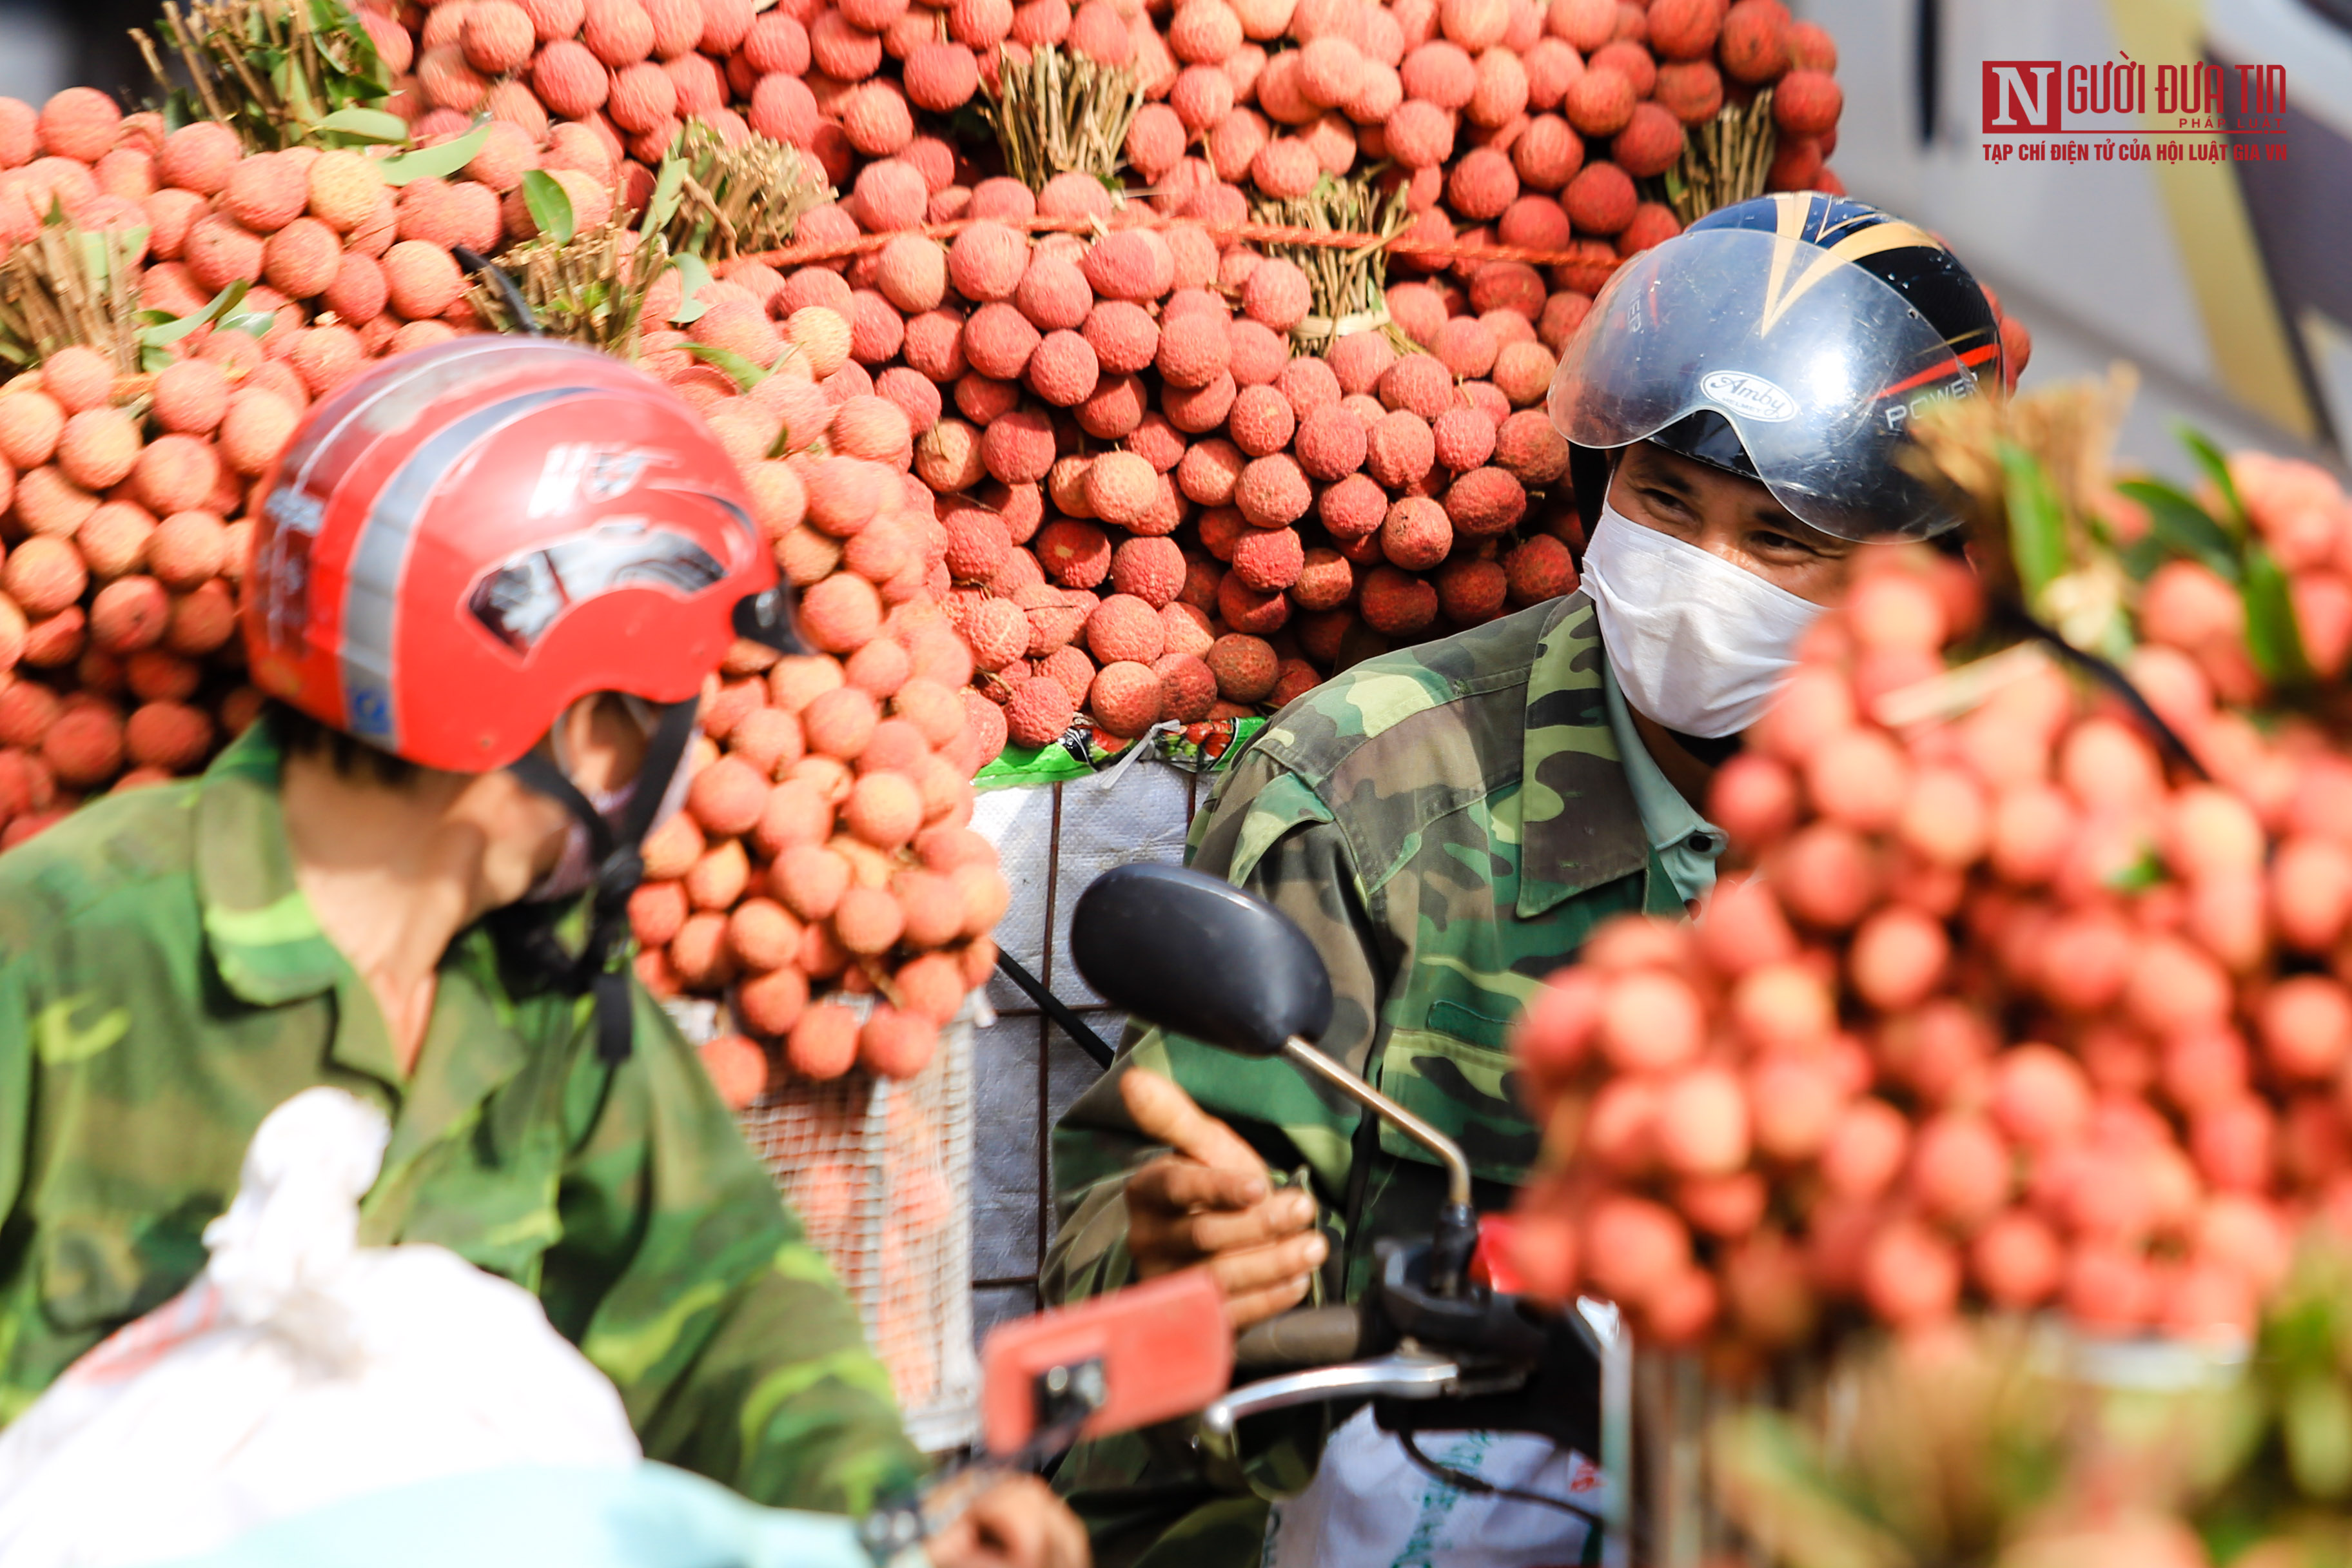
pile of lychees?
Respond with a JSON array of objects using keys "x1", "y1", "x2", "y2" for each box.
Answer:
[
  {"x1": 354, "y1": 0, "x2": 1925, "y2": 749},
  {"x1": 704, "y1": 0, "x2": 1874, "y2": 743},
  {"x1": 0, "y1": 0, "x2": 2013, "y2": 1097},
  {"x1": 742, "y1": 0, "x2": 1852, "y2": 262},
  {"x1": 2139, "y1": 451, "x2": 2352, "y2": 698},
  {"x1": 894, "y1": 206, "x2": 1591, "y2": 746},
  {"x1": 1509, "y1": 538, "x2": 2352, "y2": 1367},
  {"x1": 634, "y1": 440, "x2": 1015, "y2": 1100},
  {"x1": 475, "y1": 0, "x2": 1863, "y2": 267}
]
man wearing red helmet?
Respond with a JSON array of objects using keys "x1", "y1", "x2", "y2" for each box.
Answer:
[{"x1": 0, "y1": 339, "x2": 1083, "y2": 1567}]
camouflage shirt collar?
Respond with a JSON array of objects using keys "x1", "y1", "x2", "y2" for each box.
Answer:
[
  {"x1": 193, "y1": 720, "x2": 353, "y2": 1009},
  {"x1": 1516, "y1": 592, "x2": 1652, "y2": 918},
  {"x1": 1602, "y1": 659, "x2": 1727, "y2": 906}
]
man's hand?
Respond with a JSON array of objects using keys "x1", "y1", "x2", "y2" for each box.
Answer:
[
  {"x1": 1120, "y1": 1069, "x2": 1326, "y2": 1327},
  {"x1": 925, "y1": 1475, "x2": 1089, "y2": 1568}
]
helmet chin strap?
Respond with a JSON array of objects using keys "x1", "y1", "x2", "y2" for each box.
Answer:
[
  {"x1": 1569, "y1": 443, "x2": 1611, "y2": 540},
  {"x1": 500, "y1": 698, "x2": 701, "y2": 1066}
]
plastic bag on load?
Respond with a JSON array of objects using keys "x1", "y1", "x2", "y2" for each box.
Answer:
[
  {"x1": 0, "y1": 1088, "x2": 641, "y2": 1568},
  {"x1": 153, "y1": 1462, "x2": 870, "y2": 1568},
  {"x1": 1262, "y1": 1406, "x2": 1600, "y2": 1568}
]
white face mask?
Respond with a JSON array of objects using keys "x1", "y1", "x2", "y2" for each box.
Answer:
[{"x1": 1579, "y1": 502, "x2": 1828, "y2": 740}]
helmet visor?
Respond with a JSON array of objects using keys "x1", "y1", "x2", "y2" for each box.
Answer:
[{"x1": 1546, "y1": 228, "x2": 1987, "y2": 541}]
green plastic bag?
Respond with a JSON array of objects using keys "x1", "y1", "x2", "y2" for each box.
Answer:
[{"x1": 975, "y1": 716, "x2": 1266, "y2": 790}]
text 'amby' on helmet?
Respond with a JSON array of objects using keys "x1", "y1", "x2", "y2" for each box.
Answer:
[
  {"x1": 243, "y1": 336, "x2": 801, "y2": 773},
  {"x1": 1546, "y1": 193, "x2": 2004, "y2": 543}
]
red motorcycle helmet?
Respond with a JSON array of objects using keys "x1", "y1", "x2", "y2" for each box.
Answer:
[{"x1": 244, "y1": 336, "x2": 799, "y2": 772}]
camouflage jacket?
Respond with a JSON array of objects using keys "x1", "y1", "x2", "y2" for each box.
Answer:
[
  {"x1": 0, "y1": 719, "x2": 921, "y2": 1514},
  {"x1": 1042, "y1": 593, "x2": 1682, "y2": 1567}
]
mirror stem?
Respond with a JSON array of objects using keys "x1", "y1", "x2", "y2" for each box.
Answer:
[
  {"x1": 1280, "y1": 1039, "x2": 1480, "y2": 1297},
  {"x1": 1280, "y1": 1038, "x2": 1473, "y2": 1210}
]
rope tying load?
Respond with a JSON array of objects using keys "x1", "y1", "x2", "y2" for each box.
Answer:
[{"x1": 727, "y1": 210, "x2": 1629, "y2": 290}]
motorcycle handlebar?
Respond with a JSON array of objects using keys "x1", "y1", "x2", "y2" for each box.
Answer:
[
  {"x1": 1219, "y1": 1280, "x2": 1609, "y2": 1462},
  {"x1": 1232, "y1": 1304, "x2": 1370, "y2": 1371}
]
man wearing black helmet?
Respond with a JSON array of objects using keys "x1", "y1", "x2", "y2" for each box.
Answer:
[{"x1": 1041, "y1": 195, "x2": 2008, "y2": 1568}]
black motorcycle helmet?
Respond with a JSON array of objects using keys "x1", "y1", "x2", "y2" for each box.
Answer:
[{"x1": 1552, "y1": 193, "x2": 2004, "y2": 543}]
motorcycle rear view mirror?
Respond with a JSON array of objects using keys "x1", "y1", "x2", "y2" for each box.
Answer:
[
  {"x1": 1068, "y1": 863, "x2": 1333, "y2": 1059},
  {"x1": 1071, "y1": 864, "x2": 1480, "y2": 1290}
]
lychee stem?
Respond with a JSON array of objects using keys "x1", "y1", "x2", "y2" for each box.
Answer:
[
  {"x1": 981, "y1": 43, "x2": 1144, "y2": 195},
  {"x1": 1661, "y1": 84, "x2": 1778, "y2": 226},
  {"x1": 1250, "y1": 168, "x2": 1410, "y2": 357}
]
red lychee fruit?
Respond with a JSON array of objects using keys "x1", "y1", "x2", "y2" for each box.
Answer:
[{"x1": 1719, "y1": 0, "x2": 1790, "y2": 84}]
